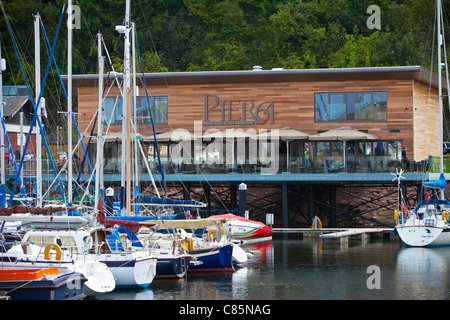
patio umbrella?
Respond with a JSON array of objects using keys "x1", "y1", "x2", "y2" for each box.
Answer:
[
  {"x1": 145, "y1": 129, "x2": 197, "y2": 142},
  {"x1": 202, "y1": 129, "x2": 257, "y2": 139},
  {"x1": 257, "y1": 127, "x2": 309, "y2": 140},
  {"x1": 309, "y1": 127, "x2": 380, "y2": 172},
  {"x1": 308, "y1": 127, "x2": 379, "y2": 141}
]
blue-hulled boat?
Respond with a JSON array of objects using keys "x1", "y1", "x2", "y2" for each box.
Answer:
[
  {"x1": 0, "y1": 268, "x2": 87, "y2": 300},
  {"x1": 149, "y1": 218, "x2": 235, "y2": 273},
  {"x1": 187, "y1": 243, "x2": 234, "y2": 273}
]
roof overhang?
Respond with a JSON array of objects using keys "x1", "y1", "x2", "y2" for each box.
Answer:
[{"x1": 63, "y1": 66, "x2": 445, "y2": 89}]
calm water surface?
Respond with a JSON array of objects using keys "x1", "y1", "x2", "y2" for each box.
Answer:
[{"x1": 93, "y1": 236, "x2": 450, "y2": 300}]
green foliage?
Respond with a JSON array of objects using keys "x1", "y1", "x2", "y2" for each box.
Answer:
[{"x1": 0, "y1": 0, "x2": 445, "y2": 129}]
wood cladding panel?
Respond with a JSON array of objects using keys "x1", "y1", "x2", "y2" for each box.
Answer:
[{"x1": 76, "y1": 77, "x2": 434, "y2": 160}]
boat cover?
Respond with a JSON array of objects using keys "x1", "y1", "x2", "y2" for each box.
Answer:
[
  {"x1": 424, "y1": 173, "x2": 448, "y2": 189},
  {"x1": 135, "y1": 195, "x2": 207, "y2": 208}
]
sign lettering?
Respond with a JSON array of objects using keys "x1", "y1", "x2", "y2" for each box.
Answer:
[{"x1": 203, "y1": 94, "x2": 275, "y2": 125}]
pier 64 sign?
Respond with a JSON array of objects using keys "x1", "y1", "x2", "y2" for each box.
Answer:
[{"x1": 203, "y1": 94, "x2": 276, "y2": 125}]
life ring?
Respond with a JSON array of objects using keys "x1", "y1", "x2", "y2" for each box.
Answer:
[
  {"x1": 443, "y1": 211, "x2": 449, "y2": 221},
  {"x1": 310, "y1": 217, "x2": 322, "y2": 230},
  {"x1": 44, "y1": 243, "x2": 62, "y2": 261},
  {"x1": 186, "y1": 212, "x2": 193, "y2": 219},
  {"x1": 207, "y1": 229, "x2": 219, "y2": 242}
]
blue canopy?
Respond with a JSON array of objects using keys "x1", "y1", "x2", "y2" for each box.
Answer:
[
  {"x1": 424, "y1": 173, "x2": 448, "y2": 189},
  {"x1": 415, "y1": 199, "x2": 450, "y2": 212}
]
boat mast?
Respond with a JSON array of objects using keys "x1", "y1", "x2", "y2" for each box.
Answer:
[
  {"x1": 117, "y1": 0, "x2": 132, "y2": 215},
  {"x1": 67, "y1": 0, "x2": 73, "y2": 204},
  {"x1": 0, "y1": 15, "x2": 4, "y2": 191},
  {"x1": 34, "y1": 13, "x2": 42, "y2": 207},
  {"x1": 438, "y1": 0, "x2": 444, "y2": 199},
  {"x1": 95, "y1": 32, "x2": 104, "y2": 219},
  {"x1": 132, "y1": 21, "x2": 139, "y2": 191}
]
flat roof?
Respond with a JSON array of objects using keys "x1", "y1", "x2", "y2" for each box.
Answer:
[{"x1": 63, "y1": 66, "x2": 445, "y2": 89}]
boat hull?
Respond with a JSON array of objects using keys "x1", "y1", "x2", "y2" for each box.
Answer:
[
  {"x1": 209, "y1": 214, "x2": 272, "y2": 244},
  {"x1": 0, "y1": 270, "x2": 87, "y2": 300},
  {"x1": 155, "y1": 255, "x2": 191, "y2": 279},
  {"x1": 0, "y1": 251, "x2": 115, "y2": 296},
  {"x1": 100, "y1": 255, "x2": 157, "y2": 288},
  {"x1": 396, "y1": 226, "x2": 450, "y2": 247},
  {"x1": 188, "y1": 243, "x2": 234, "y2": 273}
]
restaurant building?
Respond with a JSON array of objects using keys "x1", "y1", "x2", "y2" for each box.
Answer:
[
  {"x1": 70, "y1": 66, "x2": 444, "y2": 227},
  {"x1": 73, "y1": 65, "x2": 441, "y2": 172}
]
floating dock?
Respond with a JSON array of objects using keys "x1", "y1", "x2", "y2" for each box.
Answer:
[{"x1": 273, "y1": 227, "x2": 394, "y2": 242}]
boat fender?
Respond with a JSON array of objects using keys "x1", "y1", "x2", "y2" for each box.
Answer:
[
  {"x1": 394, "y1": 210, "x2": 398, "y2": 221},
  {"x1": 207, "y1": 229, "x2": 219, "y2": 242},
  {"x1": 83, "y1": 236, "x2": 93, "y2": 252},
  {"x1": 44, "y1": 243, "x2": 62, "y2": 261},
  {"x1": 187, "y1": 237, "x2": 194, "y2": 251},
  {"x1": 443, "y1": 211, "x2": 449, "y2": 221}
]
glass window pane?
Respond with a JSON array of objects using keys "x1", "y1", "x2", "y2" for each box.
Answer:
[
  {"x1": 136, "y1": 96, "x2": 168, "y2": 125},
  {"x1": 115, "y1": 97, "x2": 123, "y2": 124},
  {"x1": 329, "y1": 93, "x2": 346, "y2": 120},
  {"x1": 315, "y1": 93, "x2": 329, "y2": 122},
  {"x1": 137, "y1": 96, "x2": 152, "y2": 125},
  {"x1": 346, "y1": 92, "x2": 355, "y2": 121},
  {"x1": 314, "y1": 91, "x2": 386, "y2": 122},
  {"x1": 373, "y1": 92, "x2": 387, "y2": 120},
  {"x1": 154, "y1": 97, "x2": 168, "y2": 124},
  {"x1": 356, "y1": 93, "x2": 373, "y2": 120},
  {"x1": 103, "y1": 97, "x2": 115, "y2": 125}
]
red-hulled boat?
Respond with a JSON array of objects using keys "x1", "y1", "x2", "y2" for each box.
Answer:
[{"x1": 209, "y1": 214, "x2": 272, "y2": 244}]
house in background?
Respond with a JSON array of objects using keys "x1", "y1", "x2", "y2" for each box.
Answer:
[{"x1": 1, "y1": 86, "x2": 37, "y2": 162}]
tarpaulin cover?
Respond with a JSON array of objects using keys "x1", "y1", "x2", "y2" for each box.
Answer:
[
  {"x1": 96, "y1": 197, "x2": 155, "y2": 233},
  {"x1": 424, "y1": 173, "x2": 448, "y2": 189}
]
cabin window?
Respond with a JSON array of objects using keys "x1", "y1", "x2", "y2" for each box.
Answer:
[
  {"x1": 315, "y1": 91, "x2": 387, "y2": 122},
  {"x1": 27, "y1": 235, "x2": 76, "y2": 249}
]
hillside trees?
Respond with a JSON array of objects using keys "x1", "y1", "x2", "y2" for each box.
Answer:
[{"x1": 0, "y1": 0, "x2": 446, "y2": 131}]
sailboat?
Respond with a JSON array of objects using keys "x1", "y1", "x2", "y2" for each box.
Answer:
[
  {"x1": 0, "y1": 267, "x2": 87, "y2": 300},
  {"x1": 394, "y1": 172, "x2": 450, "y2": 247},
  {"x1": 0, "y1": 6, "x2": 118, "y2": 298},
  {"x1": 208, "y1": 213, "x2": 272, "y2": 244},
  {"x1": 394, "y1": 0, "x2": 450, "y2": 247}
]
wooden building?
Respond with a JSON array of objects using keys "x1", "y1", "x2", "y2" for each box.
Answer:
[
  {"x1": 73, "y1": 66, "x2": 442, "y2": 163},
  {"x1": 65, "y1": 66, "x2": 446, "y2": 228}
]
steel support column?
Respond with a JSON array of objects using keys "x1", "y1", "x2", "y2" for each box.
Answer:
[{"x1": 282, "y1": 182, "x2": 289, "y2": 228}]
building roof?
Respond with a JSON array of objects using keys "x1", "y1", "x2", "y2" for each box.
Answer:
[
  {"x1": 63, "y1": 66, "x2": 445, "y2": 89},
  {"x1": 3, "y1": 96, "x2": 29, "y2": 119}
]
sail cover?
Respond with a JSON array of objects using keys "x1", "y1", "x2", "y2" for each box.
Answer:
[
  {"x1": 424, "y1": 173, "x2": 448, "y2": 189},
  {"x1": 0, "y1": 185, "x2": 5, "y2": 208},
  {"x1": 135, "y1": 195, "x2": 207, "y2": 208}
]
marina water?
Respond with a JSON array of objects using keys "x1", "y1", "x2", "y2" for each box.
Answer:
[{"x1": 92, "y1": 236, "x2": 450, "y2": 300}]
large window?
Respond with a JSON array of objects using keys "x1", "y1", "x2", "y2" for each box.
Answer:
[
  {"x1": 103, "y1": 96, "x2": 168, "y2": 125},
  {"x1": 315, "y1": 91, "x2": 387, "y2": 122}
]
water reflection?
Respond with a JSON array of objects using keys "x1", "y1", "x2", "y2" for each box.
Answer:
[
  {"x1": 92, "y1": 238, "x2": 450, "y2": 300},
  {"x1": 395, "y1": 247, "x2": 450, "y2": 300}
]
